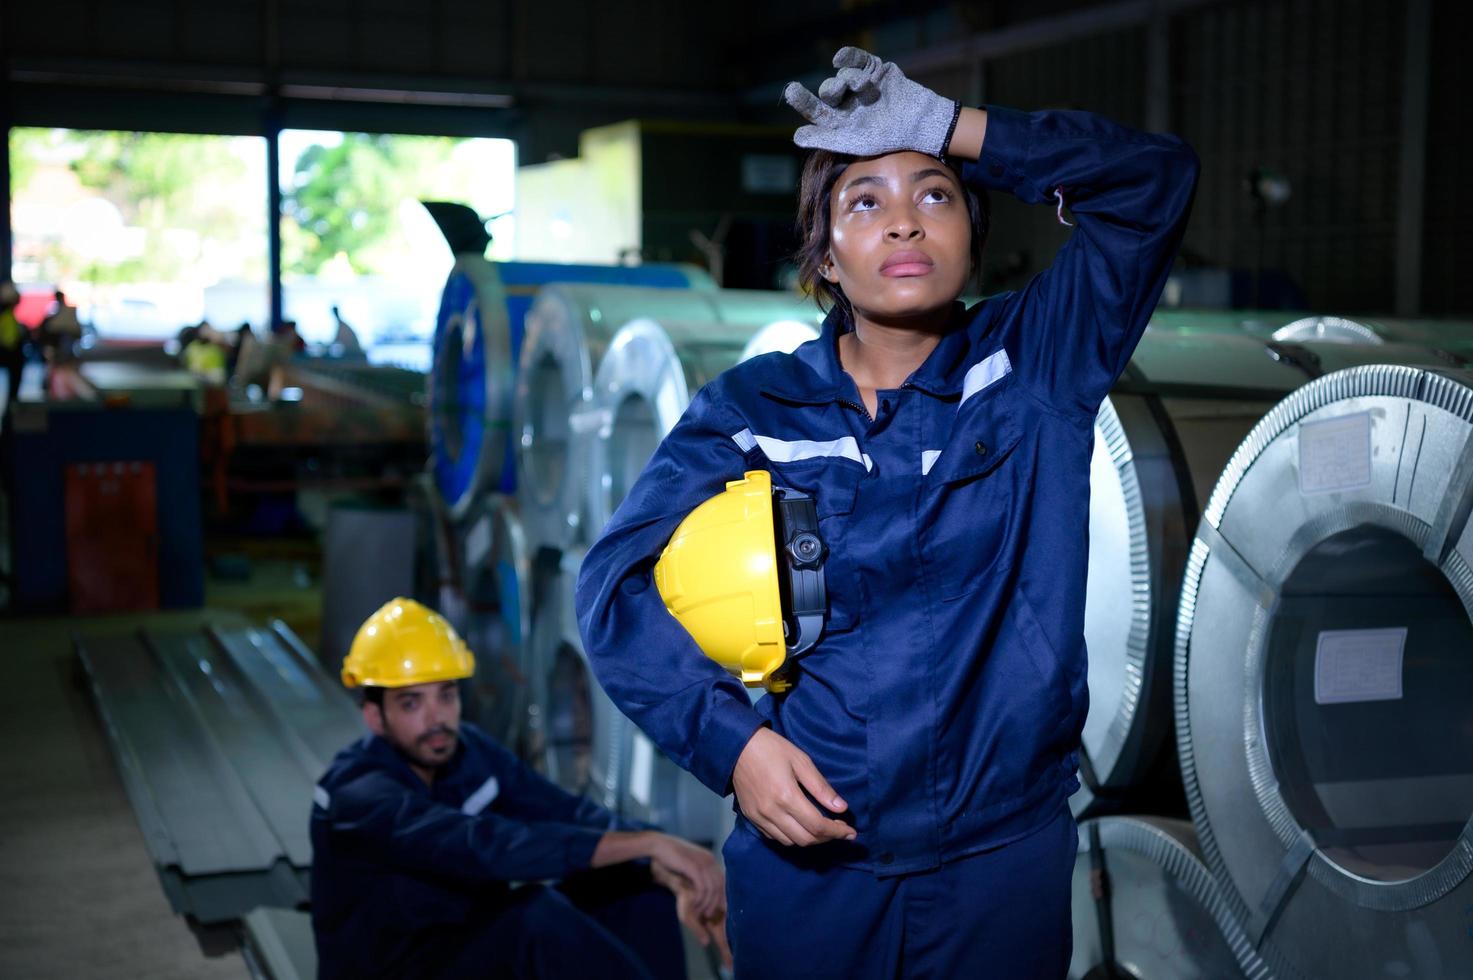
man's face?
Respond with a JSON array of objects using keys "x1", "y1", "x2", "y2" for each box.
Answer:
[{"x1": 364, "y1": 680, "x2": 462, "y2": 772}]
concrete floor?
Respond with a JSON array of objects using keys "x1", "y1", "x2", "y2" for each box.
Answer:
[{"x1": 0, "y1": 610, "x2": 253, "y2": 979}]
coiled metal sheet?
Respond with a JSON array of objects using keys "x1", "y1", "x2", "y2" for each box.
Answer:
[
  {"x1": 1174, "y1": 365, "x2": 1473, "y2": 978},
  {"x1": 1077, "y1": 331, "x2": 1454, "y2": 815},
  {"x1": 584, "y1": 317, "x2": 817, "y2": 539},
  {"x1": 449, "y1": 493, "x2": 534, "y2": 751},
  {"x1": 514, "y1": 285, "x2": 818, "y2": 555},
  {"x1": 1070, "y1": 817, "x2": 1277, "y2": 980},
  {"x1": 429, "y1": 259, "x2": 711, "y2": 519},
  {"x1": 528, "y1": 548, "x2": 629, "y2": 808}
]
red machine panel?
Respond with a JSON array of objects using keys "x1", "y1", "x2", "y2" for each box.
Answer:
[{"x1": 65, "y1": 461, "x2": 160, "y2": 613}]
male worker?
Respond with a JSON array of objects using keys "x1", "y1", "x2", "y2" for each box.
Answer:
[{"x1": 310, "y1": 597, "x2": 730, "y2": 980}]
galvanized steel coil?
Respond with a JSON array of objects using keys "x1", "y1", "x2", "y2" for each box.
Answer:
[
  {"x1": 1078, "y1": 330, "x2": 1457, "y2": 815},
  {"x1": 1070, "y1": 817, "x2": 1277, "y2": 980},
  {"x1": 1173, "y1": 365, "x2": 1473, "y2": 978},
  {"x1": 584, "y1": 316, "x2": 819, "y2": 539},
  {"x1": 428, "y1": 258, "x2": 712, "y2": 520},
  {"x1": 454, "y1": 493, "x2": 534, "y2": 751},
  {"x1": 528, "y1": 548, "x2": 629, "y2": 808},
  {"x1": 429, "y1": 257, "x2": 514, "y2": 522},
  {"x1": 514, "y1": 285, "x2": 819, "y2": 555}
]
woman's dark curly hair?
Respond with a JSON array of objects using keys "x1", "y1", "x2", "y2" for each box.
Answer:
[{"x1": 795, "y1": 150, "x2": 990, "y2": 321}]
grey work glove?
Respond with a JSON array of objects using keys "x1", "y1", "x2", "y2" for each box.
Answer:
[{"x1": 784, "y1": 47, "x2": 960, "y2": 158}]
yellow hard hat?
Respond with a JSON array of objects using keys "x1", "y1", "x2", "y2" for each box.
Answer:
[
  {"x1": 654, "y1": 470, "x2": 828, "y2": 693},
  {"x1": 341, "y1": 597, "x2": 476, "y2": 689}
]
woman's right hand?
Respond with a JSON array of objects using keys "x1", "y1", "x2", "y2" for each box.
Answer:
[
  {"x1": 784, "y1": 47, "x2": 957, "y2": 159},
  {"x1": 732, "y1": 728, "x2": 857, "y2": 846}
]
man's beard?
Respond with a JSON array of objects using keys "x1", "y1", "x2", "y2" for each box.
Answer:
[{"x1": 394, "y1": 724, "x2": 459, "y2": 769}]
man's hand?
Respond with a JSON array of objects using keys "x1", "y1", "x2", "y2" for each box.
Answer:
[
  {"x1": 732, "y1": 728, "x2": 856, "y2": 847},
  {"x1": 651, "y1": 857, "x2": 733, "y2": 970},
  {"x1": 647, "y1": 833, "x2": 724, "y2": 919}
]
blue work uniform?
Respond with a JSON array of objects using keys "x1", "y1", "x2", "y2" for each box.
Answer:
[
  {"x1": 576, "y1": 105, "x2": 1199, "y2": 977},
  {"x1": 310, "y1": 722, "x2": 684, "y2": 980}
]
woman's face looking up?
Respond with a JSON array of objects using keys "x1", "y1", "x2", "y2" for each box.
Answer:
[{"x1": 823, "y1": 150, "x2": 973, "y2": 323}]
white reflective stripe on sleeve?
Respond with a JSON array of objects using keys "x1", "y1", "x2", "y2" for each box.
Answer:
[
  {"x1": 733, "y1": 429, "x2": 872, "y2": 471},
  {"x1": 460, "y1": 776, "x2": 501, "y2": 816},
  {"x1": 921, "y1": 450, "x2": 943, "y2": 475},
  {"x1": 313, "y1": 786, "x2": 331, "y2": 810},
  {"x1": 960, "y1": 349, "x2": 1013, "y2": 406}
]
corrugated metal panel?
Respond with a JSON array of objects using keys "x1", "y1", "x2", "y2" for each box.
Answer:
[{"x1": 77, "y1": 622, "x2": 362, "y2": 924}]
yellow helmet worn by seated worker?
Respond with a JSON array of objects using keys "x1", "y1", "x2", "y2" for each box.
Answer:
[
  {"x1": 341, "y1": 597, "x2": 475, "y2": 689},
  {"x1": 654, "y1": 470, "x2": 828, "y2": 693}
]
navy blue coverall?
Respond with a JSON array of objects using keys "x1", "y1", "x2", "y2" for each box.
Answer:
[
  {"x1": 576, "y1": 105, "x2": 1199, "y2": 978},
  {"x1": 310, "y1": 723, "x2": 684, "y2": 980}
]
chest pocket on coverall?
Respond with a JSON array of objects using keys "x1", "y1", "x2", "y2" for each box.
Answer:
[
  {"x1": 922, "y1": 374, "x2": 1025, "y2": 602},
  {"x1": 763, "y1": 459, "x2": 863, "y2": 637}
]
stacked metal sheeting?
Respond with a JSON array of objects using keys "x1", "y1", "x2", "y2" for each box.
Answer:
[
  {"x1": 515, "y1": 284, "x2": 821, "y2": 556},
  {"x1": 1076, "y1": 331, "x2": 1463, "y2": 817},
  {"x1": 77, "y1": 621, "x2": 362, "y2": 924},
  {"x1": 1070, "y1": 817, "x2": 1276, "y2": 980},
  {"x1": 241, "y1": 907, "x2": 317, "y2": 980},
  {"x1": 1174, "y1": 365, "x2": 1473, "y2": 978}
]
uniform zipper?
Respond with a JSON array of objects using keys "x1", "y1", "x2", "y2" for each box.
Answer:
[{"x1": 839, "y1": 380, "x2": 914, "y2": 423}]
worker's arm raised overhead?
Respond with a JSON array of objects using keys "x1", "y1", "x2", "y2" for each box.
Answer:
[
  {"x1": 575, "y1": 385, "x2": 765, "y2": 797},
  {"x1": 958, "y1": 104, "x2": 1200, "y2": 418}
]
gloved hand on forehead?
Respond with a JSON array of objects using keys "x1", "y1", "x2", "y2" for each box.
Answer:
[{"x1": 784, "y1": 47, "x2": 960, "y2": 159}]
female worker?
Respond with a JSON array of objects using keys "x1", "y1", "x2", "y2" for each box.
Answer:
[{"x1": 577, "y1": 47, "x2": 1199, "y2": 977}]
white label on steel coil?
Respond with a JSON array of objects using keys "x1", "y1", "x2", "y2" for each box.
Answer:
[
  {"x1": 629, "y1": 732, "x2": 654, "y2": 807},
  {"x1": 1298, "y1": 411, "x2": 1372, "y2": 494},
  {"x1": 1314, "y1": 628, "x2": 1406, "y2": 704},
  {"x1": 464, "y1": 515, "x2": 493, "y2": 567},
  {"x1": 569, "y1": 407, "x2": 613, "y2": 435}
]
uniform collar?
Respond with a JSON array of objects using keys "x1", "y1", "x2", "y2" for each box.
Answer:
[{"x1": 771, "y1": 301, "x2": 976, "y2": 403}]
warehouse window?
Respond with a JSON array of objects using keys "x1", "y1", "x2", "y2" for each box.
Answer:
[
  {"x1": 278, "y1": 130, "x2": 515, "y2": 366},
  {"x1": 9, "y1": 128, "x2": 269, "y2": 339}
]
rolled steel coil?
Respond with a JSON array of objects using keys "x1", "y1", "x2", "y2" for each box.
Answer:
[
  {"x1": 582, "y1": 315, "x2": 816, "y2": 843},
  {"x1": 1070, "y1": 816, "x2": 1277, "y2": 980},
  {"x1": 454, "y1": 493, "x2": 534, "y2": 752},
  {"x1": 1077, "y1": 331, "x2": 1457, "y2": 815},
  {"x1": 528, "y1": 547, "x2": 629, "y2": 808},
  {"x1": 428, "y1": 258, "x2": 710, "y2": 520},
  {"x1": 1174, "y1": 364, "x2": 1473, "y2": 978},
  {"x1": 584, "y1": 317, "x2": 818, "y2": 539},
  {"x1": 514, "y1": 285, "x2": 819, "y2": 555}
]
